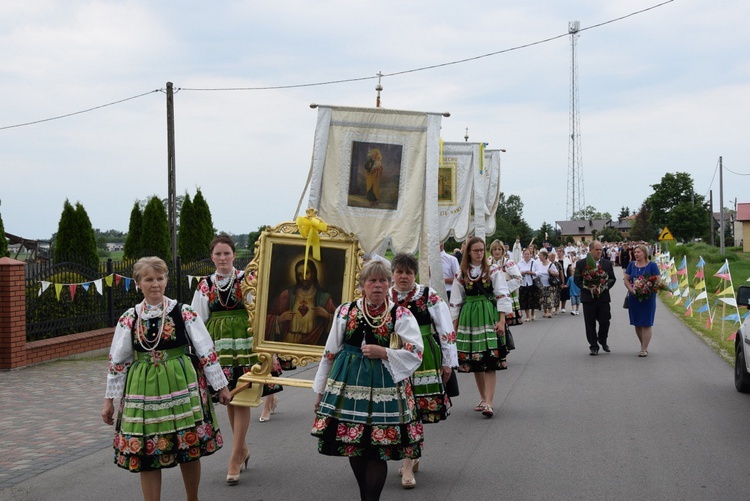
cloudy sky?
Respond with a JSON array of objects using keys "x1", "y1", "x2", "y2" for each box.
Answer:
[{"x1": 1, "y1": 0, "x2": 748, "y2": 241}]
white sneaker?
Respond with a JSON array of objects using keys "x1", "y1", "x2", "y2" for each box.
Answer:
[
  {"x1": 570, "y1": 311, "x2": 575, "y2": 316},
  {"x1": 561, "y1": 309, "x2": 566, "y2": 313}
]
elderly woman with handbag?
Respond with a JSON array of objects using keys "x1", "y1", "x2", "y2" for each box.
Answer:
[
  {"x1": 517, "y1": 248, "x2": 539, "y2": 322},
  {"x1": 312, "y1": 260, "x2": 424, "y2": 501}
]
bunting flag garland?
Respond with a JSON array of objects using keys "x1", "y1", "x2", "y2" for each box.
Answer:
[
  {"x1": 36, "y1": 273, "x2": 137, "y2": 302},
  {"x1": 711, "y1": 259, "x2": 742, "y2": 338}
]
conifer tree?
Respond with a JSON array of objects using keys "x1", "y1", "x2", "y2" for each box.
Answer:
[
  {"x1": 124, "y1": 201, "x2": 143, "y2": 259},
  {"x1": 178, "y1": 193, "x2": 203, "y2": 261},
  {"x1": 0, "y1": 208, "x2": 8, "y2": 257},
  {"x1": 74, "y1": 202, "x2": 100, "y2": 270},
  {"x1": 140, "y1": 195, "x2": 172, "y2": 262},
  {"x1": 192, "y1": 188, "x2": 215, "y2": 254},
  {"x1": 54, "y1": 200, "x2": 78, "y2": 263}
]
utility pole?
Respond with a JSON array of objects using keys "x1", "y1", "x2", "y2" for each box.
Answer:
[
  {"x1": 719, "y1": 156, "x2": 724, "y2": 254},
  {"x1": 709, "y1": 190, "x2": 714, "y2": 247},
  {"x1": 166, "y1": 82, "x2": 177, "y2": 266}
]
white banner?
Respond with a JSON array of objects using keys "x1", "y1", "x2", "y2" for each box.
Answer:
[{"x1": 438, "y1": 142, "x2": 478, "y2": 242}]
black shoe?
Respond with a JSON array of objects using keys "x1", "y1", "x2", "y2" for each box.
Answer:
[
  {"x1": 589, "y1": 347, "x2": 599, "y2": 356},
  {"x1": 601, "y1": 344, "x2": 610, "y2": 353}
]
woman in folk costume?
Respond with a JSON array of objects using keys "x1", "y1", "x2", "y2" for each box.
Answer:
[
  {"x1": 312, "y1": 260, "x2": 424, "y2": 501},
  {"x1": 450, "y1": 236, "x2": 512, "y2": 418},
  {"x1": 389, "y1": 253, "x2": 457, "y2": 489},
  {"x1": 102, "y1": 257, "x2": 230, "y2": 501},
  {"x1": 191, "y1": 234, "x2": 282, "y2": 484}
]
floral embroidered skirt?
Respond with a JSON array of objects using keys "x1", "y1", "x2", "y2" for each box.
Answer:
[
  {"x1": 312, "y1": 345, "x2": 423, "y2": 460},
  {"x1": 207, "y1": 310, "x2": 282, "y2": 395},
  {"x1": 411, "y1": 324, "x2": 450, "y2": 424},
  {"x1": 456, "y1": 295, "x2": 507, "y2": 373},
  {"x1": 114, "y1": 347, "x2": 223, "y2": 472}
]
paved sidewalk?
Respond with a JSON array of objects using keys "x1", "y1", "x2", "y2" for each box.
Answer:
[{"x1": 0, "y1": 358, "x2": 113, "y2": 489}]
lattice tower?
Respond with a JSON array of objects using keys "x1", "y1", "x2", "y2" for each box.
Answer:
[{"x1": 567, "y1": 20, "x2": 585, "y2": 219}]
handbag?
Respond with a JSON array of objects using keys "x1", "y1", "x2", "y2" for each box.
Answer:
[
  {"x1": 623, "y1": 293, "x2": 629, "y2": 309},
  {"x1": 445, "y1": 369, "x2": 460, "y2": 397},
  {"x1": 532, "y1": 275, "x2": 544, "y2": 289},
  {"x1": 548, "y1": 262, "x2": 561, "y2": 286},
  {"x1": 504, "y1": 326, "x2": 515, "y2": 350},
  {"x1": 389, "y1": 332, "x2": 403, "y2": 349},
  {"x1": 507, "y1": 309, "x2": 523, "y2": 326}
]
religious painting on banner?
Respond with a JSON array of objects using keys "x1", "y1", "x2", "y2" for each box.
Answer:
[
  {"x1": 347, "y1": 141, "x2": 403, "y2": 210},
  {"x1": 307, "y1": 105, "x2": 442, "y2": 257},
  {"x1": 438, "y1": 162, "x2": 457, "y2": 206}
]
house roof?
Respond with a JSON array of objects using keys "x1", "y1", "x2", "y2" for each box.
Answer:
[
  {"x1": 556, "y1": 219, "x2": 612, "y2": 236},
  {"x1": 737, "y1": 203, "x2": 750, "y2": 221}
]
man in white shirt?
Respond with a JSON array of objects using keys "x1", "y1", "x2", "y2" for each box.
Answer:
[{"x1": 440, "y1": 243, "x2": 459, "y2": 300}]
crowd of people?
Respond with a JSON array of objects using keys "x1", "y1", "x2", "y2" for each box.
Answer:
[{"x1": 101, "y1": 235, "x2": 661, "y2": 501}]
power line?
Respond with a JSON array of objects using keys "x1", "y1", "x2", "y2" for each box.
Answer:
[
  {"x1": 0, "y1": 0, "x2": 675, "y2": 129},
  {"x1": 0, "y1": 89, "x2": 161, "y2": 131}
]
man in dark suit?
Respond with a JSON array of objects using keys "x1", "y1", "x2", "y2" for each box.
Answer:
[{"x1": 574, "y1": 241, "x2": 617, "y2": 356}]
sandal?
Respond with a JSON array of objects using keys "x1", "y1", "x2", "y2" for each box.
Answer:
[
  {"x1": 481, "y1": 405, "x2": 494, "y2": 418},
  {"x1": 638, "y1": 351, "x2": 648, "y2": 357},
  {"x1": 474, "y1": 400, "x2": 486, "y2": 412}
]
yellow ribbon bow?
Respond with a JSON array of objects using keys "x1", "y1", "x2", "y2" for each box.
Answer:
[{"x1": 296, "y1": 214, "x2": 328, "y2": 276}]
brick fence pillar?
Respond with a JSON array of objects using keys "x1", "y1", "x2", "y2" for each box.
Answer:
[{"x1": 0, "y1": 257, "x2": 27, "y2": 369}]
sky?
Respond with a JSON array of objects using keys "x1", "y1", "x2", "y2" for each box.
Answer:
[{"x1": 1, "y1": 0, "x2": 749, "y2": 241}]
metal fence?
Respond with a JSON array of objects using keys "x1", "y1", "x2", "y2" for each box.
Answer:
[{"x1": 25, "y1": 256, "x2": 251, "y2": 341}]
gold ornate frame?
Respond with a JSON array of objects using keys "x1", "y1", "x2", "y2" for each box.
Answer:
[{"x1": 238, "y1": 213, "x2": 362, "y2": 393}]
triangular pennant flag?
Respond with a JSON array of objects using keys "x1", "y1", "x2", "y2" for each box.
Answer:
[
  {"x1": 124, "y1": 278, "x2": 132, "y2": 291},
  {"x1": 187, "y1": 275, "x2": 196, "y2": 288},
  {"x1": 695, "y1": 269, "x2": 704, "y2": 279},
  {"x1": 115, "y1": 274, "x2": 122, "y2": 287},
  {"x1": 717, "y1": 285, "x2": 735, "y2": 297},
  {"x1": 722, "y1": 313, "x2": 741, "y2": 323},
  {"x1": 716, "y1": 261, "x2": 728, "y2": 274},
  {"x1": 729, "y1": 331, "x2": 737, "y2": 341},
  {"x1": 695, "y1": 291, "x2": 707, "y2": 301},
  {"x1": 695, "y1": 280, "x2": 705, "y2": 290},
  {"x1": 39, "y1": 281, "x2": 51, "y2": 297},
  {"x1": 93, "y1": 279, "x2": 103, "y2": 295},
  {"x1": 82, "y1": 282, "x2": 90, "y2": 291},
  {"x1": 696, "y1": 304, "x2": 709, "y2": 313},
  {"x1": 715, "y1": 273, "x2": 731, "y2": 280},
  {"x1": 678, "y1": 256, "x2": 687, "y2": 270},
  {"x1": 719, "y1": 297, "x2": 738, "y2": 307},
  {"x1": 105, "y1": 274, "x2": 114, "y2": 287},
  {"x1": 697, "y1": 256, "x2": 705, "y2": 267},
  {"x1": 54, "y1": 283, "x2": 63, "y2": 301},
  {"x1": 743, "y1": 311, "x2": 750, "y2": 319},
  {"x1": 685, "y1": 307, "x2": 692, "y2": 317},
  {"x1": 69, "y1": 284, "x2": 77, "y2": 300}
]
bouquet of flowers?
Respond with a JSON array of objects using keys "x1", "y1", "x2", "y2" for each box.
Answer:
[
  {"x1": 632, "y1": 274, "x2": 667, "y2": 301},
  {"x1": 582, "y1": 253, "x2": 609, "y2": 297}
]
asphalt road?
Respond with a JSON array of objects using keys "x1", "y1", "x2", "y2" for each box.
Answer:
[{"x1": 3, "y1": 266, "x2": 750, "y2": 501}]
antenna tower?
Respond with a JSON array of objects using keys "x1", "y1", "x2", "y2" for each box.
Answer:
[{"x1": 567, "y1": 21, "x2": 585, "y2": 219}]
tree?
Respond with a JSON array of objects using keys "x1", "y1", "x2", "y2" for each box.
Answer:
[
  {"x1": 600, "y1": 226, "x2": 623, "y2": 242},
  {"x1": 178, "y1": 193, "x2": 205, "y2": 261},
  {"x1": 618, "y1": 206, "x2": 630, "y2": 220},
  {"x1": 247, "y1": 225, "x2": 269, "y2": 257},
  {"x1": 0, "y1": 207, "x2": 8, "y2": 257},
  {"x1": 54, "y1": 200, "x2": 98, "y2": 268},
  {"x1": 140, "y1": 195, "x2": 172, "y2": 262},
  {"x1": 647, "y1": 172, "x2": 710, "y2": 242},
  {"x1": 192, "y1": 188, "x2": 215, "y2": 254},
  {"x1": 571, "y1": 206, "x2": 612, "y2": 221},
  {"x1": 629, "y1": 202, "x2": 657, "y2": 242},
  {"x1": 537, "y1": 222, "x2": 559, "y2": 247},
  {"x1": 491, "y1": 192, "x2": 534, "y2": 246},
  {"x1": 124, "y1": 201, "x2": 143, "y2": 259}
]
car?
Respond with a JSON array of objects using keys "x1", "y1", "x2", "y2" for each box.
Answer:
[{"x1": 734, "y1": 285, "x2": 750, "y2": 392}]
